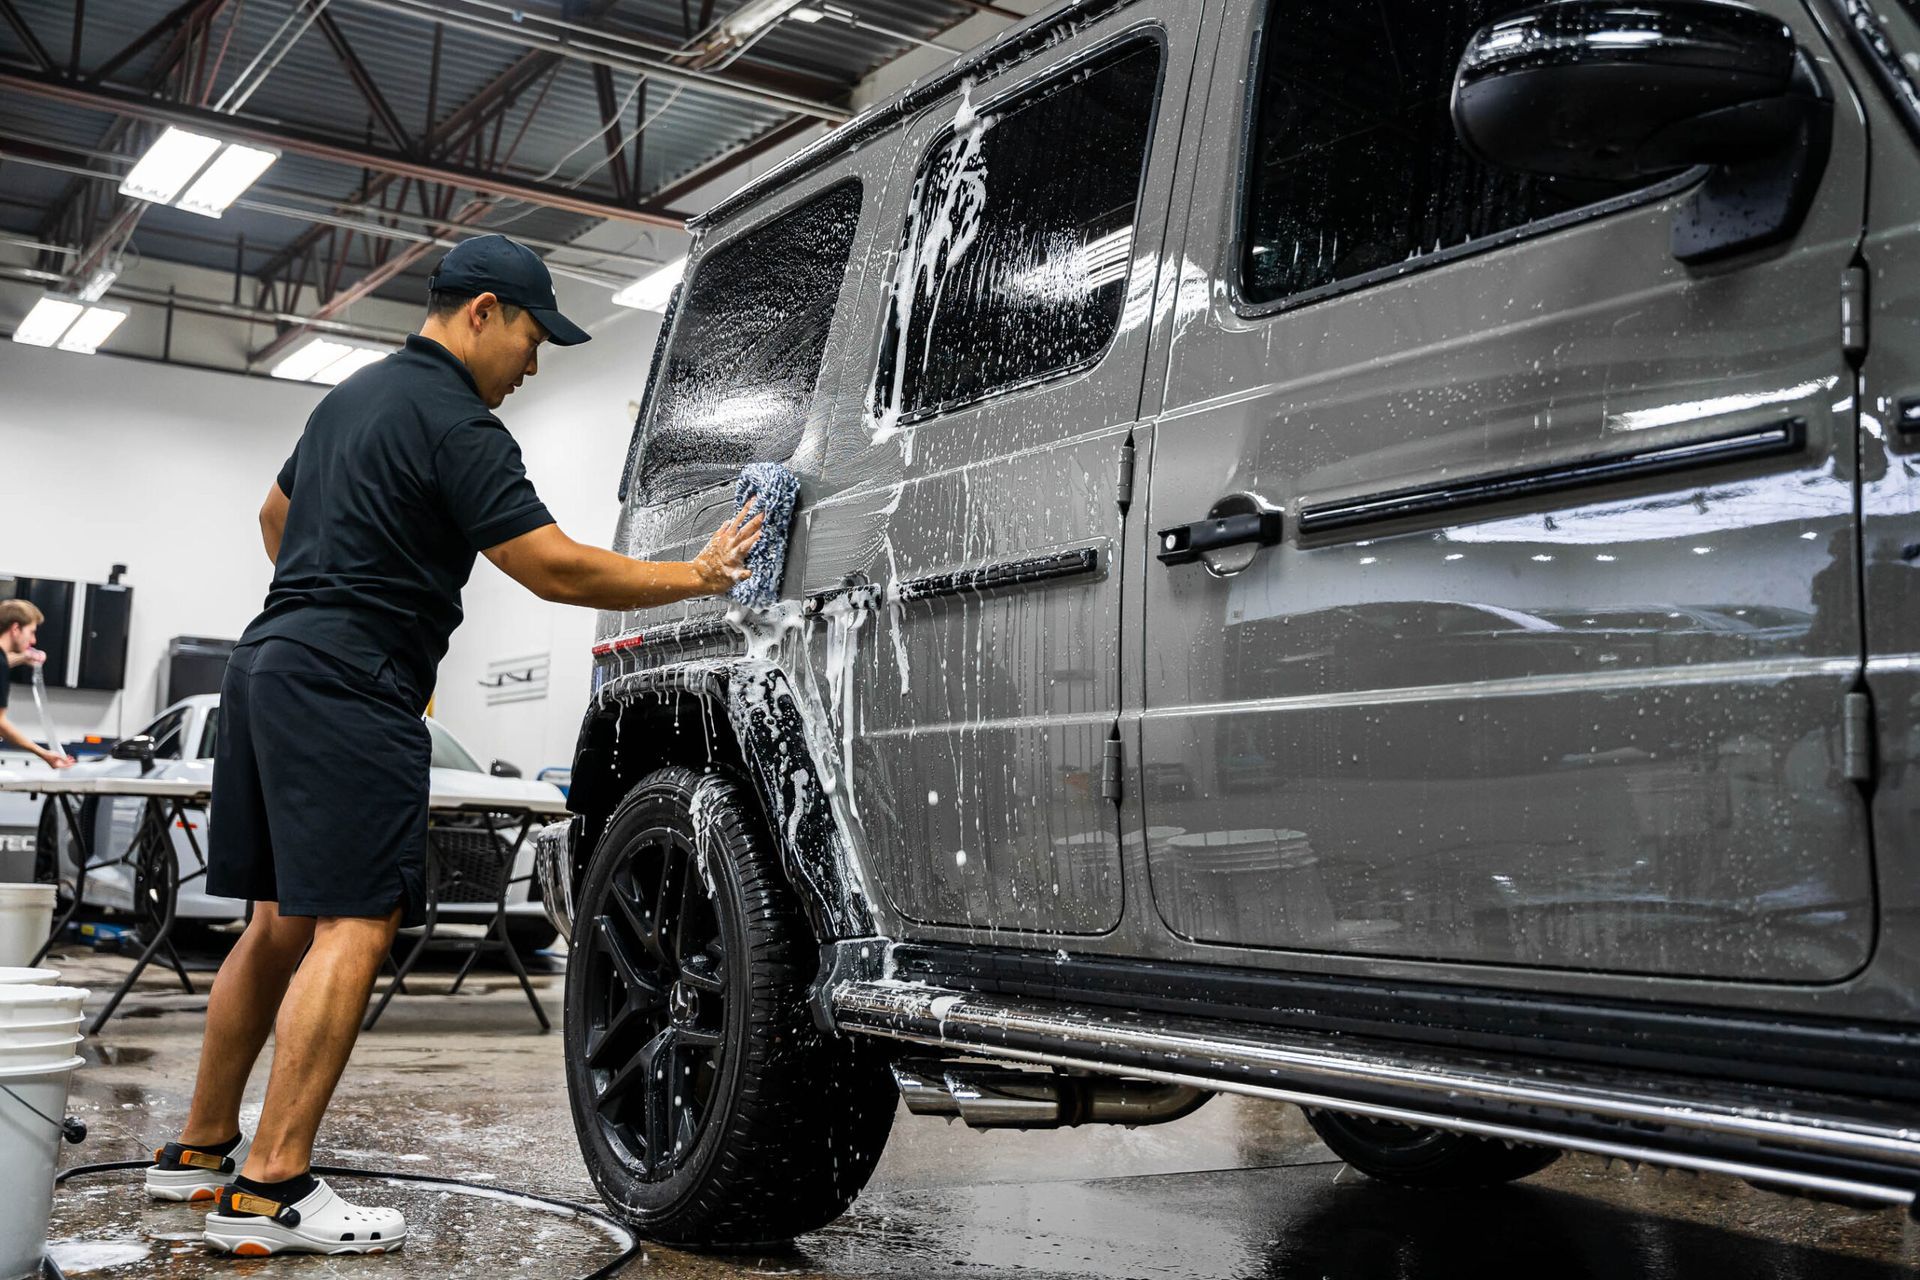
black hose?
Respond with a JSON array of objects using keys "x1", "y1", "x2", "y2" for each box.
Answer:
[{"x1": 50, "y1": 1159, "x2": 644, "y2": 1280}]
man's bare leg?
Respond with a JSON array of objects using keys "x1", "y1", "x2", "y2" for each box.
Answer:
[
  {"x1": 179, "y1": 901, "x2": 314, "y2": 1146},
  {"x1": 241, "y1": 908, "x2": 402, "y2": 1181}
]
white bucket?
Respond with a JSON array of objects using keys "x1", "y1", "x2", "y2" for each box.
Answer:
[
  {"x1": 0, "y1": 1015, "x2": 83, "y2": 1044},
  {"x1": 0, "y1": 968, "x2": 57, "y2": 987},
  {"x1": 0, "y1": 1034, "x2": 81, "y2": 1073},
  {"x1": 0, "y1": 987, "x2": 87, "y2": 1027},
  {"x1": 0, "y1": 886, "x2": 55, "y2": 969},
  {"x1": 0, "y1": 1052, "x2": 83, "y2": 1280}
]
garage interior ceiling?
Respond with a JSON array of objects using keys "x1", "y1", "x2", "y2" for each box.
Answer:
[{"x1": 0, "y1": 0, "x2": 1007, "y2": 368}]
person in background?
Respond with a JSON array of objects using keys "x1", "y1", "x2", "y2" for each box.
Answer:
[{"x1": 0, "y1": 598, "x2": 73, "y2": 770}]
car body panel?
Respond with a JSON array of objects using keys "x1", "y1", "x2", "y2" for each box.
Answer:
[{"x1": 1132, "y1": 0, "x2": 1873, "y2": 982}]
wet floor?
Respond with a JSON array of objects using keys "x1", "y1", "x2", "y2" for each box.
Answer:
[{"x1": 34, "y1": 946, "x2": 1920, "y2": 1279}]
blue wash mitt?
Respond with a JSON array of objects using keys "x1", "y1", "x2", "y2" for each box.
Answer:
[{"x1": 730, "y1": 462, "x2": 800, "y2": 609}]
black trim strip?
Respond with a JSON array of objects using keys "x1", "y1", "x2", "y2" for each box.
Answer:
[
  {"x1": 804, "y1": 546, "x2": 1103, "y2": 617},
  {"x1": 1824, "y1": 0, "x2": 1920, "y2": 150},
  {"x1": 1297, "y1": 418, "x2": 1807, "y2": 538},
  {"x1": 890, "y1": 943, "x2": 1920, "y2": 1103},
  {"x1": 695, "y1": 0, "x2": 1144, "y2": 230}
]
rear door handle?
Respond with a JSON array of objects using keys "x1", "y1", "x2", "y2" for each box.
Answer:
[{"x1": 1156, "y1": 510, "x2": 1284, "y2": 566}]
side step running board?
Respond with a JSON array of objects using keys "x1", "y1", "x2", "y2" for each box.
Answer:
[{"x1": 831, "y1": 981, "x2": 1920, "y2": 1211}]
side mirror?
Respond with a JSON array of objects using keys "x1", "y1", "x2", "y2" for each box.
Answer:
[
  {"x1": 490, "y1": 759, "x2": 523, "y2": 779},
  {"x1": 111, "y1": 735, "x2": 157, "y2": 775},
  {"x1": 1452, "y1": 0, "x2": 1832, "y2": 263}
]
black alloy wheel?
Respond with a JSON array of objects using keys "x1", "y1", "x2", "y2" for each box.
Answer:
[
  {"x1": 578, "y1": 809, "x2": 728, "y2": 1181},
  {"x1": 1306, "y1": 1109, "x2": 1562, "y2": 1187},
  {"x1": 563, "y1": 765, "x2": 896, "y2": 1246}
]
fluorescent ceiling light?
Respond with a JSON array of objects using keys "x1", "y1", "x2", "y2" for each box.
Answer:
[
  {"x1": 610, "y1": 256, "x2": 686, "y2": 313},
  {"x1": 311, "y1": 345, "x2": 388, "y2": 384},
  {"x1": 722, "y1": 0, "x2": 805, "y2": 39},
  {"x1": 270, "y1": 335, "x2": 391, "y2": 384},
  {"x1": 119, "y1": 126, "x2": 222, "y2": 205},
  {"x1": 175, "y1": 142, "x2": 278, "y2": 218},
  {"x1": 56, "y1": 306, "x2": 129, "y2": 354},
  {"x1": 11, "y1": 296, "x2": 84, "y2": 347}
]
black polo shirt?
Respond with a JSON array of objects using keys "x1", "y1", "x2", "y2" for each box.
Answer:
[{"x1": 239, "y1": 335, "x2": 554, "y2": 708}]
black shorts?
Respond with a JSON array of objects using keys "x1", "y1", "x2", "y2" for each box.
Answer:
[{"x1": 206, "y1": 638, "x2": 428, "y2": 925}]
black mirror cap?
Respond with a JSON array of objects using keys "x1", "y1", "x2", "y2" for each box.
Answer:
[
  {"x1": 110, "y1": 735, "x2": 156, "y2": 762},
  {"x1": 490, "y1": 759, "x2": 523, "y2": 778},
  {"x1": 1453, "y1": 0, "x2": 1799, "y2": 182}
]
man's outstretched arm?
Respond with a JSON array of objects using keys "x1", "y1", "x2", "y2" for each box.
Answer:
[
  {"x1": 0, "y1": 709, "x2": 71, "y2": 769},
  {"x1": 484, "y1": 504, "x2": 764, "y2": 611}
]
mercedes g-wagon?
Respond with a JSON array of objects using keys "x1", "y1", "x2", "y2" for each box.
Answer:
[{"x1": 535, "y1": 0, "x2": 1920, "y2": 1244}]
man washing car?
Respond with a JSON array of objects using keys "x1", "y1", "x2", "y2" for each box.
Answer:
[
  {"x1": 145, "y1": 235, "x2": 762, "y2": 1257},
  {"x1": 0, "y1": 599, "x2": 73, "y2": 770}
]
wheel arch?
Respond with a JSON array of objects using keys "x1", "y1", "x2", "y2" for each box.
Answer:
[{"x1": 564, "y1": 658, "x2": 875, "y2": 942}]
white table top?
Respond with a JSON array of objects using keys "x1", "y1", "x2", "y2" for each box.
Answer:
[
  {"x1": 0, "y1": 771, "x2": 570, "y2": 817},
  {"x1": 0, "y1": 772, "x2": 211, "y2": 799}
]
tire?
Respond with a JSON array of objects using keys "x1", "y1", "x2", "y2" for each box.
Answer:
[
  {"x1": 1305, "y1": 1109, "x2": 1561, "y2": 1187},
  {"x1": 563, "y1": 765, "x2": 896, "y2": 1246}
]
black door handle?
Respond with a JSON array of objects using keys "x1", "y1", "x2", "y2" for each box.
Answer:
[{"x1": 1156, "y1": 510, "x2": 1283, "y2": 566}]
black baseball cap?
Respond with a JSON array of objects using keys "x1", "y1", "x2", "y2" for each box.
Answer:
[{"x1": 427, "y1": 234, "x2": 591, "y2": 346}]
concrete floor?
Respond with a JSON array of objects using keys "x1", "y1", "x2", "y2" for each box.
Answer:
[{"x1": 32, "y1": 944, "x2": 1920, "y2": 1279}]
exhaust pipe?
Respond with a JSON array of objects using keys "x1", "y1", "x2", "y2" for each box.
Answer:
[{"x1": 892, "y1": 1060, "x2": 1209, "y2": 1130}]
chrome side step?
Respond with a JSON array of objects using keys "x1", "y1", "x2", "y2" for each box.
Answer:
[{"x1": 832, "y1": 981, "x2": 1920, "y2": 1210}]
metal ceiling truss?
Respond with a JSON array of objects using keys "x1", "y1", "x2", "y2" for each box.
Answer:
[{"x1": 0, "y1": 0, "x2": 1007, "y2": 367}]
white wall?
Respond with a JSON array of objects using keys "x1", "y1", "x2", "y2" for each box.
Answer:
[
  {"x1": 429, "y1": 303, "x2": 663, "y2": 774},
  {"x1": 0, "y1": 339, "x2": 323, "y2": 741}
]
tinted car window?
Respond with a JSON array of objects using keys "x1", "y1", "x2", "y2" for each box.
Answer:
[
  {"x1": 198, "y1": 707, "x2": 219, "y2": 761},
  {"x1": 635, "y1": 181, "x2": 863, "y2": 504},
  {"x1": 874, "y1": 40, "x2": 1162, "y2": 425},
  {"x1": 1240, "y1": 0, "x2": 1651, "y2": 308}
]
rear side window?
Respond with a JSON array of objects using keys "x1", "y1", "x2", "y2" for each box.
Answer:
[
  {"x1": 1240, "y1": 1, "x2": 1651, "y2": 309},
  {"x1": 635, "y1": 181, "x2": 863, "y2": 504},
  {"x1": 874, "y1": 39, "x2": 1162, "y2": 426}
]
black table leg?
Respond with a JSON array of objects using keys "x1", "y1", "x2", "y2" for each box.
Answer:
[
  {"x1": 30, "y1": 793, "x2": 95, "y2": 967},
  {"x1": 89, "y1": 799, "x2": 192, "y2": 1036}
]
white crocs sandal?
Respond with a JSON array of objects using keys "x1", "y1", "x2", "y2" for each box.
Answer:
[
  {"x1": 203, "y1": 1178, "x2": 407, "y2": 1257},
  {"x1": 145, "y1": 1135, "x2": 251, "y2": 1203}
]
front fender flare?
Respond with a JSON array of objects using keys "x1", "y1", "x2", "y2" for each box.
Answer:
[{"x1": 570, "y1": 657, "x2": 875, "y2": 941}]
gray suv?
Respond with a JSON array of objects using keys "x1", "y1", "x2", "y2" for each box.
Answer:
[{"x1": 535, "y1": 0, "x2": 1920, "y2": 1244}]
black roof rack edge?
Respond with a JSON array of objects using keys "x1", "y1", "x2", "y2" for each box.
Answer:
[{"x1": 691, "y1": 0, "x2": 1143, "y2": 231}]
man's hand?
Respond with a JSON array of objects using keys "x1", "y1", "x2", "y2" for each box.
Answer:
[
  {"x1": 24, "y1": 648, "x2": 45, "y2": 667},
  {"x1": 4, "y1": 648, "x2": 42, "y2": 670},
  {"x1": 691, "y1": 502, "x2": 767, "y2": 594},
  {"x1": 37, "y1": 747, "x2": 73, "y2": 770}
]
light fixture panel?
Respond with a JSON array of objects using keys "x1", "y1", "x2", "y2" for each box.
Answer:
[
  {"x1": 11, "y1": 296, "x2": 85, "y2": 347},
  {"x1": 56, "y1": 305, "x2": 129, "y2": 354},
  {"x1": 722, "y1": 0, "x2": 805, "y2": 39},
  {"x1": 119, "y1": 126, "x2": 222, "y2": 205},
  {"x1": 312, "y1": 346, "x2": 388, "y2": 385},
  {"x1": 610, "y1": 256, "x2": 688, "y2": 313},
  {"x1": 176, "y1": 142, "x2": 279, "y2": 218}
]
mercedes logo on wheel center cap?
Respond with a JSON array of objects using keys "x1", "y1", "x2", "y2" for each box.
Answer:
[{"x1": 669, "y1": 981, "x2": 699, "y2": 1026}]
